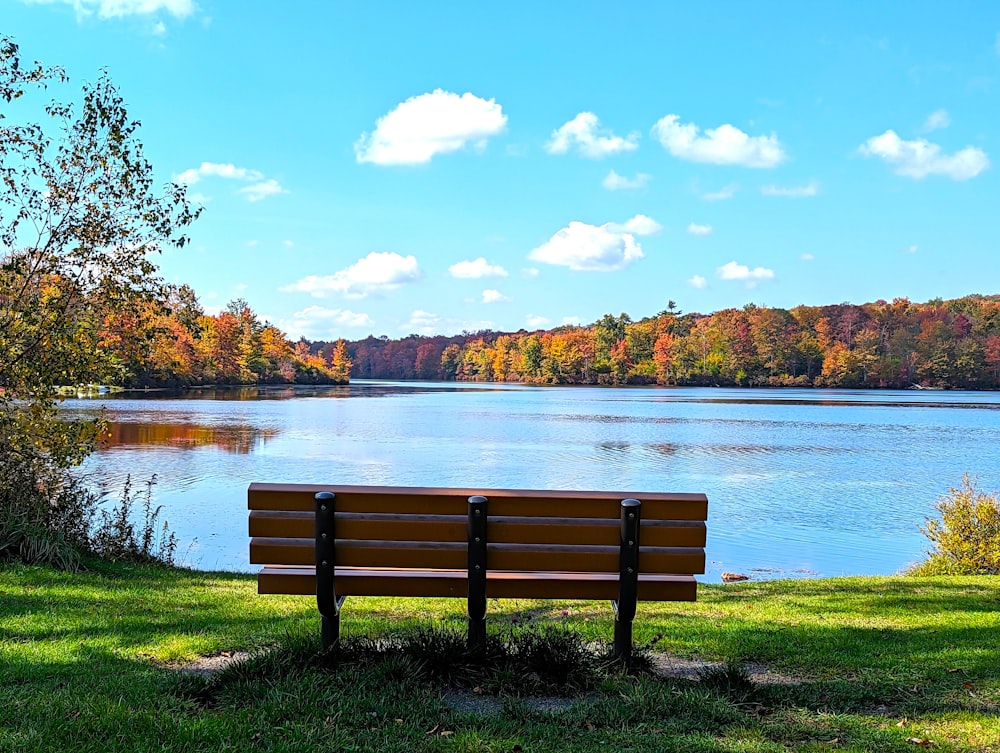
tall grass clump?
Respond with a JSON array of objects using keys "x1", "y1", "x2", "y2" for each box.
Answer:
[
  {"x1": 912, "y1": 474, "x2": 1000, "y2": 575},
  {"x1": 0, "y1": 453, "x2": 179, "y2": 570}
]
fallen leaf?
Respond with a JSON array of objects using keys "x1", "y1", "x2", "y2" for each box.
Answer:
[
  {"x1": 962, "y1": 682, "x2": 974, "y2": 690},
  {"x1": 425, "y1": 725, "x2": 441, "y2": 736},
  {"x1": 906, "y1": 738, "x2": 933, "y2": 746},
  {"x1": 946, "y1": 668, "x2": 965, "y2": 674},
  {"x1": 896, "y1": 718, "x2": 909, "y2": 728},
  {"x1": 440, "y1": 731, "x2": 454, "y2": 738},
  {"x1": 824, "y1": 737, "x2": 842, "y2": 745}
]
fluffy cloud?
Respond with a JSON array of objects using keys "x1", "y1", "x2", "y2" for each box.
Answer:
[
  {"x1": 174, "y1": 162, "x2": 286, "y2": 202},
  {"x1": 619, "y1": 214, "x2": 662, "y2": 236},
  {"x1": 529, "y1": 220, "x2": 645, "y2": 272},
  {"x1": 603, "y1": 170, "x2": 650, "y2": 190},
  {"x1": 402, "y1": 310, "x2": 443, "y2": 335},
  {"x1": 355, "y1": 90, "x2": 507, "y2": 165},
  {"x1": 449, "y1": 258, "x2": 508, "y2": 279},
  {"x1": 687, "y1": 223, "x2": 712, "y2": 236},
  {"x1": 859, "y1": 130, "x2": 989, "y2": 180},
  {"x1": 923, "y1": 109, "x2": 951, "y2": 132},
  {"x1": 652, "y1": 115, "x2": 785, "y2": 167},
  {"x1": 800, "y1": 253, "x2": 814, "y2": 261},
  {"x1": 174, "y1": 162, "x2": 262, "y2": 185},
  {"x1": 688, "y1": 275, "x2": 708, "y2": 289},
  {"x1": 761, "y1": 181, "x2": 818, "y2": 197},
  {"x1": 281, "y1": 306, "x2": 374, "y2": 340},
  {"x1": 22, "y1": 0, "x2": 195, "y2": 18},
  {"x1": 280, "y1": 251, "x2": 421, "y2": 298},
  {"x1": 481, "y1": 289, "x2": 510, "y2": 303},
  {"x1": 702, "y1": 183, "x2": 738, "y2": 201},
  {"x1": 545, "y1": 112, "x2": 639, "y2": 158},
  {"x1": 716, "y1": 261, "x2": 775, "y2": 286},
  {"x1": 526, "y1": 314, "x2": 550, "y2": 328},
  {"x1": 238, "y1": 179, "x2": 288, "y2": 202}
]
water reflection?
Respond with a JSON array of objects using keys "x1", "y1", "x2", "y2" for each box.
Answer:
[{"x1": 101, "y1": 421, "x2": 279, "y2": 454}]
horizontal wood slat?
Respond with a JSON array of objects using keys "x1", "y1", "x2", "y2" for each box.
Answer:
[
  {"x1": 258, "y1": 566, "x2": 697, "y2": 601},
  {"x1": 248, "y1": 483, "x2": 708, "y2": 521},
  {"x1": 251, "y1": 537, "x2": 704, "y2": 574},
  {"x1": 249, "y1": 510, "x2": 706, "y2": 548}
]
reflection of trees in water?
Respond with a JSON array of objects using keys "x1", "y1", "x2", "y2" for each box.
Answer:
[{"x1": 102, "y1": 422, "x2": 279, "y2": 454}]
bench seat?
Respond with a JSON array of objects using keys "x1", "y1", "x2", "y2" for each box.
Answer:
[{"x1": 258, "y1": 565, "x2": 697, "y2": 601}]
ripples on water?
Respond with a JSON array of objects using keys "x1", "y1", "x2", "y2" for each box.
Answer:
[{"x1": 68, "y1": 383, "x2": 1000, "y2": 581}]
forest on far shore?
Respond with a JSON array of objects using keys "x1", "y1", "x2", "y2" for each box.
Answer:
[{"x1": 308, "y1": 293, "x2": 1000, "y2": 390}]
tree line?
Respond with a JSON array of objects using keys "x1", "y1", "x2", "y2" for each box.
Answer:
[
  {"x1": 313, "y1": 294, "x2": 1000, "y2": 389},
  {"x1": 100, "y1": 287, "x2": 351, "y2": 388}
]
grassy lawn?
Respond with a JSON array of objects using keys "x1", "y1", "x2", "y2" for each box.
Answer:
[{"x1": 1, "y1": 561, "x2": 998, "y2": 752}]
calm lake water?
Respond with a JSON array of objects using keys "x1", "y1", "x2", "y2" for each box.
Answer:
[{"x1": 66, "y1": 382, "x2": 1000, "y2": 581}]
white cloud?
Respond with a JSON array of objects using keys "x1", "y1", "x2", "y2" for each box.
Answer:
[
  {"x1": 174, "y1": 162, "x2": 262, "y2": 185},
  {"x1": 522, "y1": 267, "x2": 540, "y2": 278},
  {"x1": 905, "y1": 244, "x2": 919, "y2": 254},
  {"x1": 402, "y1": 310, "x2": 442, "y2": 335},
  {"x1": 800, "y1": 253, "x2": 814, "y2": 261},
  {"x1": 283, "y1": 240, "x2": 294, "y2": 248},
  {"x1": 481, "y1": 289, "x2": 510, "y2": 303},
  {"x1": 238, "y1": 178, "x2": 288, "y2": 202},
  {"x1": 528, "y1": 221, "x2": 645, "y2": 272},
  {"x1": 859, "y1": 130, "x2": 989, "y2": 180},
  {"x1": 717, "y1": 261, "x2": 775, "y2": 287},
  {"x1": 545, "y1": 112, "x2": 639, "y2": 158},
  {"x1": 687, "y1": 223, "x2": 712, "y2": 236},
  {"x1": 702, "y1": 183, "x2": 738, "y2": 201},
  {"x1": 620, "y1": 214, "x2": 662, "y2": 236},
  {"x1": 281, "y1": 306, "x2": 374, "y2": 341},
  {"x1": 151, "y1": 20, "x2": 166, "y2": 34},
  {"x1": 23, "y1": 0, "x2": 195, "y2": 18},
  {"x1": 761, "y1": 181, "x2": 818, "y2": 197},
  {"x1": 174, "y1": 161, "x2": 286, "y2": 202},
  {"x1": 603, "y1": 170, "x2": 650, "y2": 190},
  {"x1": 652, "y1": 115, "x2": 786, "y2": 167},
  {"x1": 923, "y1": 109, "x2": 951, "y2": 132},
  {"x1": 449, "y1": 257, "x2": 508, "y2": 279},
  {"x1": 280, "y1": 251, "x2": 421, "y2": 299},
  {"x1": 526, "y1": 314, "x2": 549, "y2": 328},
  {"x1": 355, "y1": 89, "x2": 507, "y2": 165},
  {"x1": 688, "y1": 275, "x2": 708, "y2": 289}
]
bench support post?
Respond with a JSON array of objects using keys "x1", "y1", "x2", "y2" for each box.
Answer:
[
  {"x1": 613, "y1": 498, "x2": 641, "y2": 664},
  {"x1": 315, "y1": 491, "x2": 340, "y2": 650},
  {"x1": 467, "y1": 495, "x2": 489, "y2": 650}
]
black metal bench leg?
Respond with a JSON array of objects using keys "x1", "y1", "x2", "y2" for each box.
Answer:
[
  {"x1": 614, "y1": 498, "x2": 641, "y2": 665},
  {"x1": 613, "y1": 612, "x2": 633, "y2": 663},
  {"x1": 468, "y1": 495, "x2": 488, "y2": 651},
  {"x1": 316, "y1": 491, "x2": 340, "y2": 650}
]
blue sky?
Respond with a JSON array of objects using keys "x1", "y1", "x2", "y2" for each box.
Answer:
[{"x1": 6, "y1": 1, "x2": 1000, "y2": 340}]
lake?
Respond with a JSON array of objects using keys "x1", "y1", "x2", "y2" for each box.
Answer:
[{"x1": 66, "y1": 382, "x2": 1000, "y2": 581}]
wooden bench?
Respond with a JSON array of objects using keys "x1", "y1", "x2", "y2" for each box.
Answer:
[{"x1": 249, "y1": 483, "x2": 708, "y2": 661}]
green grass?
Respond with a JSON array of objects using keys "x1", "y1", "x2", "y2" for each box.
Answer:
[{"x1": 1, "y1": 561, "x2": 998, "y2": 752}]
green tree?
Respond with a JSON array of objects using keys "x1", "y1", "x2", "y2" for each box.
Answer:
[{"x1": 0, "y1": 38, "x2": 198, "y2": 563}]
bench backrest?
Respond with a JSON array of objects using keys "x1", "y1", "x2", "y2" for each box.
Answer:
[{"x1": 249, "y1": 483, "x2": 707, "y2": 577}]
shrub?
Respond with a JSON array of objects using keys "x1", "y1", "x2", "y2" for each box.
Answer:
[{"x1": 913, "y1": 475, "x2": 1000, "y2": 576}]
